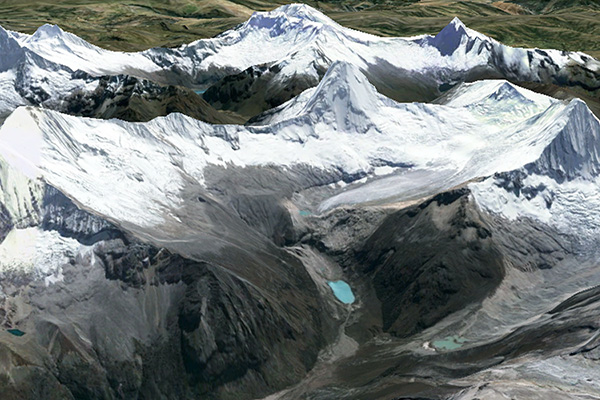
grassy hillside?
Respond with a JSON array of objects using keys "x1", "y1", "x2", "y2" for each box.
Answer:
[{"x1": 0, "y1": 0, "x2": 598, "y2": 58}]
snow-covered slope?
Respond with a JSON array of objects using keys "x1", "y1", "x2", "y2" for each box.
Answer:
[
  {"x1": 0, "y1": 25, "x2": 231, "y2": 127},
  {"x1": 0, "y1": 25, "x2": 102, "y2": 121},
  {"x1": 2, "y1": 4, "x2": 597, "y2": 97},
  {"x1": 470, "y1": 99, "x2": 600, "y2": 239},
  {"x1": 9, "y1": 24, "x2": 160, "y2": 77},
  {"x1": 1, "y1": 4, "x2": 597, "y2": 122},
  {"x1": 1, "y1": 61, "x2": 597, "y2": 236},
  {"x1": 145, "y1": 3, "x2": 599, "y2": 91}
]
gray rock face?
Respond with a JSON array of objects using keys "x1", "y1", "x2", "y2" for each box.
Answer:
[
  {"x1": 0, "y1": 181, "x2": 333, "y2": 400},
  {"x1": 60, "y1": 73, "x2": 243, "y2": 124},
  {"x1": 41, "y1": 187, "x2": 123, "y2": 245},
  {"x1": 352, "y1": 189, "x2": 506, "y2": 337},
  {"x1": 0, "y1": 164, "x2": 597, "y2": 400},
  {"x1": 204, "y1": 62, "x2": 326, "y2": 120},
  {"x1": 527, "y1": 99, "x2": 600, "y2": 181}
]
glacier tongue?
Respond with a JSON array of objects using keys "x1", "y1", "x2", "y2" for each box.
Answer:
[{"x1": 1, "y1": 6, "x2": 600, "y2": 398}]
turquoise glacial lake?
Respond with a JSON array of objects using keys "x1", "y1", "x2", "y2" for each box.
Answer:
[
  {"x1": 432, "y1": 335, "x2": 466, "y2": 350},
  {"x1": 328, "y1": 280, "x2": 355, "y2": 304}
]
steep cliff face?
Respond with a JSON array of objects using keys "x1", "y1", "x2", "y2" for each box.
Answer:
[{"x1": 526, "y1": 99, "x2": 600, "y2": 181}]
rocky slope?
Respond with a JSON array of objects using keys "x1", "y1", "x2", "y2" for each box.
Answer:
[{"x1": 0, "y1": 25, "x2": 238, "y2": 126}]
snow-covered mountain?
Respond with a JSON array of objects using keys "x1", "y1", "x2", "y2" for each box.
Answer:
[
  {"x1": 8, "y1": 23, "x2": 160, "y2": 78},
  {"x1": 470, "y1": 97, "x2": 600, "y2": 240},
  {"x1": 145, "y1": 4, "x2": 599, "y2": 117},
  {"x1": 0, "y1": 22, "x2": 167, "y2": 122},
  {"x1": 8, "y1": 4, "x2": 599, "y2": 88},
  {"x1": 5, "y1": 4, "x2": 596, "y2": 115},
  {"x1": 2, "y1": 5, "x2": 600, "y2": 400},
  {"x1": 1, "y1": 61, "x2": 598, "y2": 238},
  {"x1": 0, "y1": 25, "x2": 233, "y2": 126},
  {"x1": 147, "y1": 4, "x2": 598, "y2": 85},
  {"x1": 0, "y1": 25, "x2": 90, "y2": 121}
]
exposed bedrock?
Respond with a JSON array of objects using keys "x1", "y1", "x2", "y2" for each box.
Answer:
[
  {"x1": 303, "y1": 188, "x2": 572, "y2": 340},
  {"x1": 204, "y1": 47, "x2": 599, "y2": 122},
  {"x1": 203, "y1": 63, "x2": 325, "y2": 120},
  {"x1": 58, "y1": 74, "x2": 243, "y2": 124},
  {"x1": 0, "y1": 182, "x2": 335, "y2": 400}
]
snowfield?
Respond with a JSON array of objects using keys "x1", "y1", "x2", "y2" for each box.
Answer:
[
  {"x1": 0, "y1": 3, "x2": 597, "y2": 242},
  {"x1": 1, "y1": 61, "x2": 599, "y2": 239}
]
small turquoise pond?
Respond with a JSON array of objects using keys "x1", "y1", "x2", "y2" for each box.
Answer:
[
  {"x1": 194, "y1": 89, "x2": 206, "y2": 95},
  {"x1": 298, "y1": 210, "x2": 311, "y2": 216},
  {"x1": 432, "y1": 335, "x2": 466, "y2": 350},
  {"x1": 328, "y1": 281, "x2": 355, "y2": 304},
  {"x1": 7, "y1": 329, "x2": 25, "y2": 337}
]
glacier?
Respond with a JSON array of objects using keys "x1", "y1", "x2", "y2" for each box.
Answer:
[
  {"x1": 1, "y1": 61, "x2": 599, "y2": 239},
  {"x1": 144, "y1": 4, "x2": 599, "y2": 87}
]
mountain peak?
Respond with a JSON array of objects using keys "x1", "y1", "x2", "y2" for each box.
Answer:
[
  {"x1": 310, "y1": 61, "x2": 375, "y2": 100},
  {"x1": 278, "y1": 3, "x2": 322, "y2": 17},
  {"x1": 428, "y1": 17, "x2": 483, "y2": 56},
  {"x1": 443, "y1": 81, "x2": 540, "y2": 107},
  {"x1": 31, "y1": 24, "x2": 65, "y2": 40},
  {"x1": 488, "y1": 82, "x2": 533, "y2": 103},
  {"x1": 254, "y1": 61, "x2": 381, "y2": 129},
  {"x1": 272, "y1": 3, "x2": 332, "y2": 23},
  {"x1": 529, "y1": 99, "x2": 600, "y2": 181},
  {"x1": 449, "y1": 17, "x2": 467, "y2": 30},
  {"x1": 245, "y1": 3, "x2": 335, "y2": 31},
  {"x1": 28, "y1": 23, "x2": 98, "y2": 53},
  {"x1": 302, "y1": 61, "x2": 381, "y2": 129}
]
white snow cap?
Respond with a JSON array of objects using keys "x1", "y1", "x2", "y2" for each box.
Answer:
[
  {"x1": 297, "y1": 61, "x2": 383, "y2": 128},
  {"x1": 2, "y1": 66, "x2": 598, "y2": 229},
  {"x1": 247, "y1": 3, "x2": 336, "y2": 26},
  {"x1": 427, "y1": 16, "x2": 488, "y2": 56},
  {"x1": 9, "y1": 22, "x2": 161, "y2": 77},
  {"x1": 2, "y1": 3, "x2": 597, "y2": 86}
]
